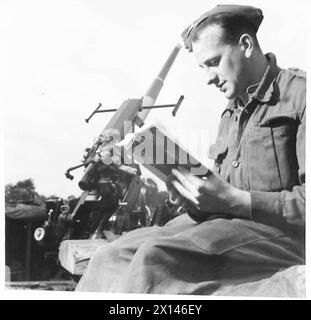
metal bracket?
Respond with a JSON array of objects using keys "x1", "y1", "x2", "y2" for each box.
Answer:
[
  {"x1": 85, "y1": 95, "x2": 184, "y2": 123},
  {"x1": 65, "y1": 161, "x2": 94, "y2": 180}
]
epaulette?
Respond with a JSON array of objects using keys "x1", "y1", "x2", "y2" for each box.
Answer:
[{"x1": 288, "y1": 67, "x2": 306, "y2": 79}]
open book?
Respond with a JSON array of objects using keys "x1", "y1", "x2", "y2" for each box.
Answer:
[{"x1": 120, "y1": 121, "x2": 212, "y2": 182}]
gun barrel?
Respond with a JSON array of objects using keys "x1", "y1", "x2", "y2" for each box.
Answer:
[{"x1": 138, "y1": 43, "x2": 182, "y2": 122}]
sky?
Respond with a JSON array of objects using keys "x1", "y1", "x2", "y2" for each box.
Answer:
[{"x1": 2, "y1": 0, "x2": 308, "y2": 199}]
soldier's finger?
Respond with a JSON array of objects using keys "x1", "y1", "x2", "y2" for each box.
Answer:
[
  {"x1": 172, "y1": 168, "x2": 200, "y2": 197},
  {"x1": 177, "y1": 166, "x2": 205, "y2": 189},
  {"x1": 171, "y1": 180, "x2": 200, "y2": 206}
]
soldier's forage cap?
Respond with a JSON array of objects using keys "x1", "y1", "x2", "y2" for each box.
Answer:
[{"x1": 181, "y1": 4, "x2": 263, "y2": 52}]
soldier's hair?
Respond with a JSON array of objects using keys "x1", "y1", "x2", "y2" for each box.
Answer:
[{"x1": 192, "y1": 13, "x2": 259, "y2": 47}]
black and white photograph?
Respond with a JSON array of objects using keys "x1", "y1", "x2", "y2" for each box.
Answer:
[{"x1": 1, "y1": 0, "x2": 309, "y2": 300}]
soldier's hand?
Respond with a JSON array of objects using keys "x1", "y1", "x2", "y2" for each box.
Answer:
[
  {"x1": 170, "y1": 167, "x2": 251, "y2": 218},
  {"x1": 166, "y1": 172, "x2": 206, "y2": 218}
]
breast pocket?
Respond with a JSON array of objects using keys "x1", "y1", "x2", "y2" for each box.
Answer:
[{"x1": 245, "y1": 114, "x2": 299, "y2": 191}]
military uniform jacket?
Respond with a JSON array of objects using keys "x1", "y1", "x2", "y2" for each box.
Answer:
[{"x1": 208, "y1": 53, "x2": 305, "y2": 231}]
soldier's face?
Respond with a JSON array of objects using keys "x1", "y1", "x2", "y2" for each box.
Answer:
[{"x1": 192, "y1": 24, "x2": 249, "y2": 100}]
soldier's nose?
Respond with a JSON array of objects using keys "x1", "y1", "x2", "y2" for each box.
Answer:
[{"x1": 206, "y1": 72, "x2": 217, "y2": 86}]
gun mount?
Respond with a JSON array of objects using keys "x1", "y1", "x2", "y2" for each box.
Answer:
[{"x1": 61, "y1": 44, "x2": 183, "y2": 242}]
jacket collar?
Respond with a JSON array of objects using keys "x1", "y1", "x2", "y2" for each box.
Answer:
[
  {"x1": 246, "y1": 53, "x2": 281, "y2": 103},
  {"x1": 222, "y1": 53, "x2": 281, "y2": 117}
]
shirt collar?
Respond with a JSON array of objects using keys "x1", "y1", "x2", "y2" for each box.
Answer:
[
  {"x1": 222, "y1": 53, "x2": 280, "y2": 117},
  {"x1": 246, "y1": 53, "x2": 281, "y2": 103}
]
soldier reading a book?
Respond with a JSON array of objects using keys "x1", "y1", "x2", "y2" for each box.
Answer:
[{"x1": 76, "y1": 4, "x2": 305, "y2": 294}]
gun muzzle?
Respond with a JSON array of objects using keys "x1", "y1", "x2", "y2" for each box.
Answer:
[{"x1": 78, "y1": 162, "x2": 96, "y2": 190}]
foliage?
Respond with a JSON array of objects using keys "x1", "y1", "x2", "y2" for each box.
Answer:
[{"x1": 5, "y1": 178, "x2": 47, "y2": 204}]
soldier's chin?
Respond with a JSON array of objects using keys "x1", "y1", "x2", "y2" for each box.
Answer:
[{"x1": 223, "y1": 88, "x2": 234, "y2": 99}]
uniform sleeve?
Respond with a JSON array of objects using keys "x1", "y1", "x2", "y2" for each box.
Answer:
[
  {"x1": 250, "y1": 105, "x2": 305, "y2": 228},
  {"x1": 5, "y1": 203, "x2": 47, "y2": 221}
]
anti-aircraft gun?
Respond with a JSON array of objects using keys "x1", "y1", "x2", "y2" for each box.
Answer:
[{"x1": 36, "y1": 44, "x2": 184, "y2": 244}]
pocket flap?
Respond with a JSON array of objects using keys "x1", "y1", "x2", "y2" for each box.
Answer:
[{"x1": 259, "y1": 113, "x2": 297, "y2": 127}]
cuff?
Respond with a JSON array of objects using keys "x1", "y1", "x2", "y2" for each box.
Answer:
[{"x1": 250, "y1": 190, "x2": 283, "y2": 224}]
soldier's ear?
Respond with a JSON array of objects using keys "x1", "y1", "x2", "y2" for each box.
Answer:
[{"x1": 239, "y1": 34, "x2": 253, "y2": 58}]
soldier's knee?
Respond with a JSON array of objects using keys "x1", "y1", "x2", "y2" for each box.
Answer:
[
  {"x1": 91, "y1": 244, "x2": 113, "y2": 263},
  {"x1": 134, "y1": 239, "x2": 168, "y2": 265}
]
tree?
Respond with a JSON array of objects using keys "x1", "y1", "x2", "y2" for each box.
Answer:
[
  {"x1": 5, "y1": 178, "x2": 47, "y2": 204},
  {"x1": 5, "y1": 179, "x2": 36, "y2": 203}
]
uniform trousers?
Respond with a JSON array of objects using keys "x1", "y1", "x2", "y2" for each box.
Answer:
[{"x1": 76, "y1": 214, "x2": 304, "y2": 294}]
